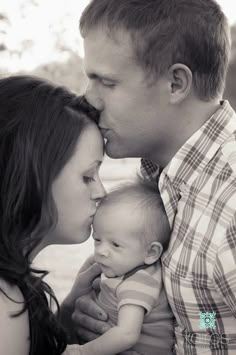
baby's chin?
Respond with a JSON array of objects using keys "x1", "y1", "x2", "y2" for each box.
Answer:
[
  {"x1": 101, "y1": 265, "x2": 133, "y2": 278},
  {"x1": 99, "y1": 264, "x2": 121, "y2": 278}
]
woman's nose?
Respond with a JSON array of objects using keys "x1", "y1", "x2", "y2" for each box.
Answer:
[
  {"x1": 93, "y1": 180, "x2": 106, "y2": 203},
  {"x1": 85, "y1": 81, "x2": 104, "y2": 112}
]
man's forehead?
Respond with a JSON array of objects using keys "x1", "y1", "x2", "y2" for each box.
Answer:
[
  {"x1": 84, "y1": 27, "x2": 134, "y2": 61},
  {"x1": 83, "y1": 30, "x2": 137, "y2": 78}
]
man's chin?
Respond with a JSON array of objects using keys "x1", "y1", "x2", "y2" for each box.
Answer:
[
  {"x1": 105, "y1": 142, "x2": 133, "y2": 159},
  {"x1": 106, "y1": 151, "x2": 123, "y2": 159},
  {"x1": 105, "y1": 145, "x2": 123, "y2": 159}
]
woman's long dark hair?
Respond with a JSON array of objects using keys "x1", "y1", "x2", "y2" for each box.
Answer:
[{"x1": 0, "y1": 75, "x2": 99, "y2": 354}]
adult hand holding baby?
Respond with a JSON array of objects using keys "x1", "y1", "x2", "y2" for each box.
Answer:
[{"x1": 61, "y1": 255, "x2": 110, "y2": 344}]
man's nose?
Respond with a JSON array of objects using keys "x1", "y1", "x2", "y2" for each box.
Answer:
[{"x1": 85, "y1": 81, "x2": 104, "y2": 112}]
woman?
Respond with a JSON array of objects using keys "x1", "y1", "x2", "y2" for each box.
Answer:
[{"x1": 0, "y1": 75, "x2": 105, "y2": 355}]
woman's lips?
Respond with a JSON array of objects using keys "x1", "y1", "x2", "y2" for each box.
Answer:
[
  {"x1": 99, "y1": 127, "x2": 111, "y2": 139},
  {"x1": 89, "y1": 211, "x2": 97, "y2": 220}
]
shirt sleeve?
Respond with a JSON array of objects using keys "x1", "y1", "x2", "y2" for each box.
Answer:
[
  {"x1": 213, "y1": 214, "x2": 236, "y2": 317},
  {"x1": 116, "y1": 267, "x2": 162, "y2": 315}
]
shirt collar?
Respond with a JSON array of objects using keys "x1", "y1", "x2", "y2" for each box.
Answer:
[
  {"x1": 141, "y1": 101, "x2": 236, "y2": 190},
  {"x1": 162, "y1": 100, "x2": 236, "y2": 188}
]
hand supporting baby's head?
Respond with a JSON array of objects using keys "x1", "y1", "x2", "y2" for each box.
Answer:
[{"x1": 92, "y1": 177, "x2": 171, "y2": 277}]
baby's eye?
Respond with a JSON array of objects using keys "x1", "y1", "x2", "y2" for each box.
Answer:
[
  {"x1": 83, "y1": 176, "x2": 95, "y2": 184},
  {"x1": 112, "y1": 241, "x2": 120, "y2": 248},
  {"x1": 101, "y1": 78, "x2": 115, "y2": 88}
]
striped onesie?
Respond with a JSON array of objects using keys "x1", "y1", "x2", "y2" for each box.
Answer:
[{"x1": 96, "y1": 261, "x2": 174, "y2": 354}]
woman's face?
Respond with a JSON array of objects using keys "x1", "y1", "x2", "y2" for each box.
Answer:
[{"x1": 49, "y1": 123, "x2": 105, "y2": 245}]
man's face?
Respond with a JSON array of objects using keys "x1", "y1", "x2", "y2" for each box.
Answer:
[{"x1": 83, "y1": 27, "x2": 171, "y2": 161}]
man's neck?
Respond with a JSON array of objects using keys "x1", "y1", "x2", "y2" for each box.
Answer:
[{"x1": 149, "y1": 97, "x2": 222, "y2": 167}]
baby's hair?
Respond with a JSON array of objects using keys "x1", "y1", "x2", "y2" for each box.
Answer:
[{"x1": 98, "y1": 175, "x2": 171, "y2": 251}]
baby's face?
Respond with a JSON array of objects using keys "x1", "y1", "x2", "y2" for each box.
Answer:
[{"x1": 92, "y1": 204, "x2": 146, "y2": 278}]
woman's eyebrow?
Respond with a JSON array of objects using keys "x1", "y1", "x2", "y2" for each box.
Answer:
[
  {"x1": 89, "y1": 160, "x2": 102, "y2": 167},
  {"x1": 84, "y1": 160, "x2": 103, "y2": 172}
]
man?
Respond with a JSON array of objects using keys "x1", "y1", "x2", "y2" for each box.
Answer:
[{"x1": 62, "y1": 1, "x2": 236, "y2": 353}]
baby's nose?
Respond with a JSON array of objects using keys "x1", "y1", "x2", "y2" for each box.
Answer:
[{"x1": 97, "y1": 244, "x2": 109, "y2": 257}]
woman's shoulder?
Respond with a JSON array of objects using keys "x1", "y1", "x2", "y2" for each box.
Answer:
[
  {"x1": 0, "y1": 277, "x2": 30, "y2": 355},
  {"x1": 0, "y1": 277, "x2": 27, "y2": 313},
  {"x1": 0, "y1": 277, "x2": 24, "y2": 301}
]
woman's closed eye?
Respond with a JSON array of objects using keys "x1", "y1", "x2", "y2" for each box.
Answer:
[
  {"x1": 112, "y1": 241, "x2": 120, "y2": 248},
  {"x1": 93, "y1": 235, "x2": 100, "y2": 243},
  {"x1": 83, "y1": 176, "x2": 95, "y2": 184}
]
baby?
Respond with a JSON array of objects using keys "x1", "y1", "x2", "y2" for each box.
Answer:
[{"x1": 66, "y1": 179, "x2": 174, "y2": 355}]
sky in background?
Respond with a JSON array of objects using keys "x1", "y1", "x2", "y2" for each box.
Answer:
[
  {"x1": 217, "y1": 0, "x2": 236, "y2": 24},
  {"x1": 1, "y1": 0, "x2": 235, "y2": 72}
]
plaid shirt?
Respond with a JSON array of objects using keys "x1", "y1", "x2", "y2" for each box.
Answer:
[{"x1": 141, "y1": 101, "x2": 236, "y2": 355}]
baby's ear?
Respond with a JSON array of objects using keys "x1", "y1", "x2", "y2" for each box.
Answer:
[{"x1": 144, "y1": 242, "x2": 163, "y2": 265}]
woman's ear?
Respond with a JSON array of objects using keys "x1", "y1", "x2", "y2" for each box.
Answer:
[
  {"x1": 167, "y1": 63, "x2": 192, "y2": 104},
  {"x1": 144, "y1": 241, "x2": 163, "y2": 265}
]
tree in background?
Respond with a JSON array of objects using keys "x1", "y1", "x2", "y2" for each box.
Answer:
[
  {"x1": 0, "y1": 0, "x2": 88, "y2": 93},
  {"x1": 1, "y1": 1, "x2": 236, "y2": 101}
]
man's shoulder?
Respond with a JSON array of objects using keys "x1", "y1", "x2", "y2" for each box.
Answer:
[{"x1": 221, "y1": 131, "x2": 236, "y2": 176}]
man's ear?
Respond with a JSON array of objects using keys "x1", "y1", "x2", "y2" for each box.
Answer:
[
  {"x1": 167, "y1": 63, "x2": 192, "y2": 104},
  {"x1": 144, "y1": 241, "x2": 163, "y2": 265}
]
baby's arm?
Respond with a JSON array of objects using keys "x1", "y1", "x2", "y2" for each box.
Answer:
[{"x1": 78, "y1": 304, "x2": 145, "y2": 355}]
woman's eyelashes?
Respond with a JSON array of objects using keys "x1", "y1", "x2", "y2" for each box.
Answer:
[
  {"x1": 83, "y1": 176, "x2": 95, "y2": 184},
  {"x1": 92, "y1": 233, "x2": 100, "y2": 242},
  {"x1": 82, "y1": 166, "x2": 101, "y2": 184},
  {"x1": 112, "y1": 241, "x2": 120, "y2": 248}
]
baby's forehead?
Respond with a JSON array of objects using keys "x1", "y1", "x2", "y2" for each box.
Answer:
[
  {"x1": 92, "y1": 199, "x2": 154, "y2": 245},
  {"x1": 96, "y1": 198, "x2": 141, "y2": 217},
  {"x1": 93, "y1": 200, "x2": 143, "y2": 229}
]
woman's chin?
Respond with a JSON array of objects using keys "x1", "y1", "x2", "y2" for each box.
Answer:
[
  {"x1": 52, "y1": 225, "x2": 92, "y2": 245},
  {"x1": 75, "y1": 225, "x2": 92, "y2": 244}
]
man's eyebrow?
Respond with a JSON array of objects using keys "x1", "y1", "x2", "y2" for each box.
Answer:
[{"x1": 86, "y1": 71, "x2": 116, "y2": 81}]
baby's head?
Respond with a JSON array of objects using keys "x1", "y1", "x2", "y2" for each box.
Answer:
[{"x1": 92, "y1": 178, "x2": 170, "y2": 277}]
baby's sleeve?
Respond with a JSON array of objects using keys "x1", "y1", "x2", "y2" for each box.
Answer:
[{"x1": 116, "y1": 267, "x2": 162, "y2": 315}]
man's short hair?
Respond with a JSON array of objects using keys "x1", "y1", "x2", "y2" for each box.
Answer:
[{"x1": 80, "y1": 0, "x2": 231, "y2": 101}]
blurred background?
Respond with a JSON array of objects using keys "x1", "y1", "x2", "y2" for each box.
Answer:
[{"x1": 1, "y1": 0, "x2": 236, "y2": 302}]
